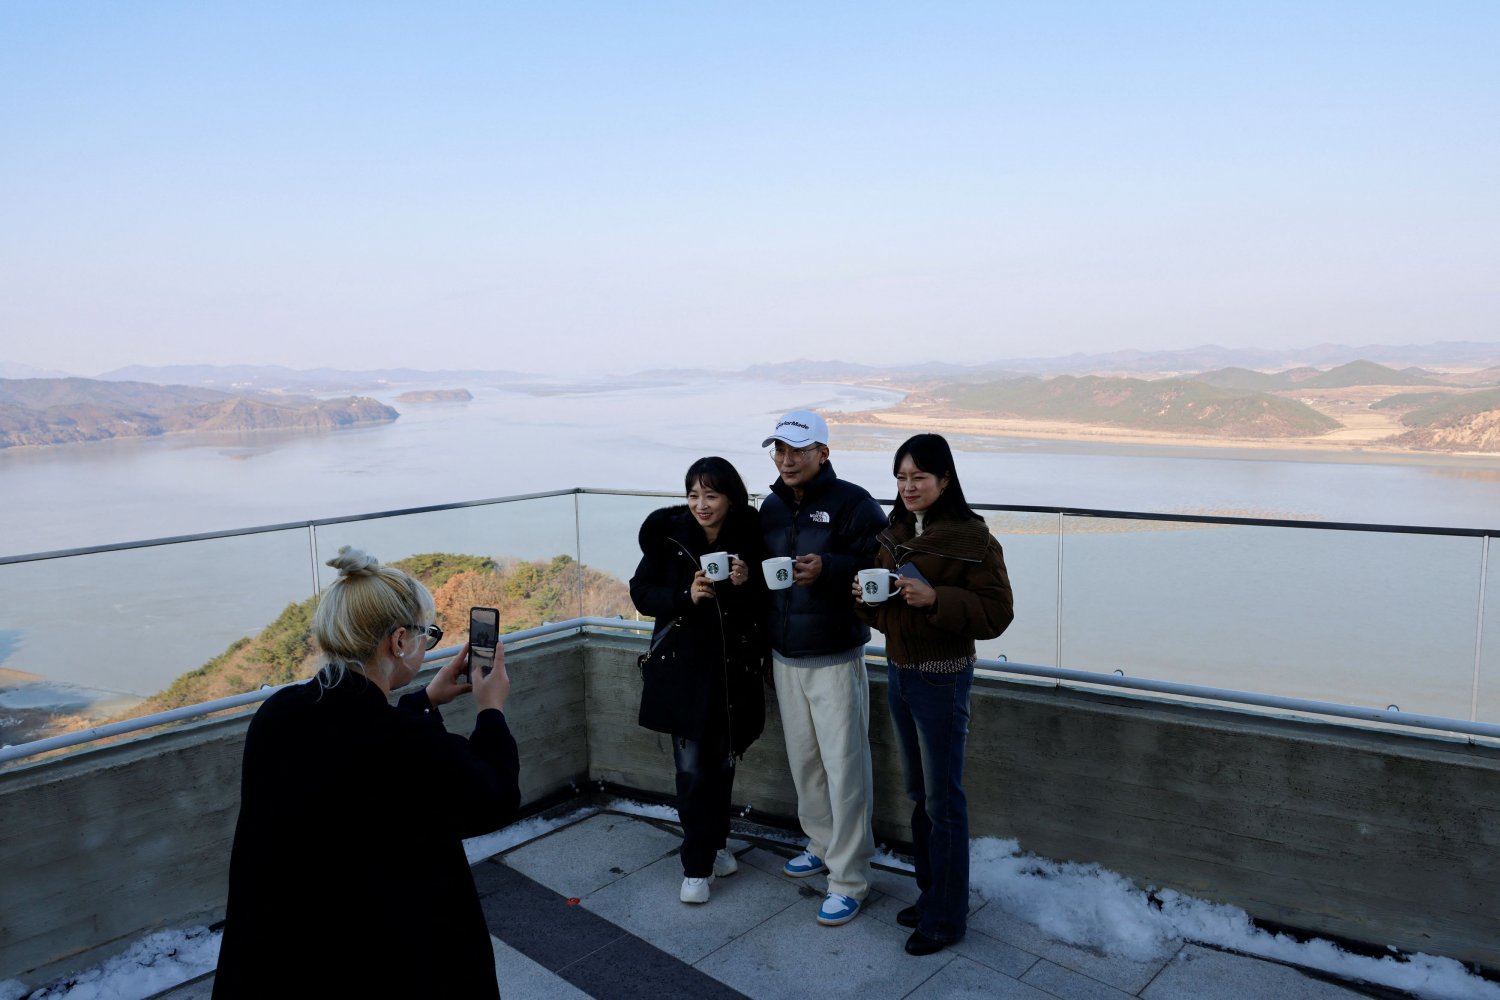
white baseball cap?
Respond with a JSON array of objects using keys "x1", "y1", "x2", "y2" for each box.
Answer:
[{"x1": 761, "y1": 409, "x2": 829, "y2": 448}]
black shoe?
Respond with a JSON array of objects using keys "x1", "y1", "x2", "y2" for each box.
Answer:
[
  {"x1": 905, "y1": 930, "x2": 948, "y2": 956},
  {"x1": 896, "y1": 905, "x2": 920, "y2": 928}
]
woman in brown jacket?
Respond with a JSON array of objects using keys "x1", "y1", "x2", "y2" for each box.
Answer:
[{"x1": 854, "y1": 434, "x2": 1013, "y2": 956}]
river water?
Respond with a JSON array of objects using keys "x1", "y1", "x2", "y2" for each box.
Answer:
[{"x1": 3, "y1": 378, "x2": 1499, "y2": 742}]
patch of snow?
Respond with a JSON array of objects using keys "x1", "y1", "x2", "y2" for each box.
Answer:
[
  {"x1": 969, "y1": 837, "x2": 1500, "y2": 1000},
  {"x1": 873, "y1": 844, "x2": 916, "y2": 872},
  {"x1": 464, "y1": 806, "x2": 596, "y2": 863},
  {"x1": 600, "y1": 797, "x2": 680, "y2": 823},
  {"x1": 17, "y1": 927, "x2": 220, "y2": 1000}
]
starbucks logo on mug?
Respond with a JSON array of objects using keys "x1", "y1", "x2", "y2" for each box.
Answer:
[
  {"x1": 707, "y1": 561, "x2": 721, "y2": 576},
  {"x1": 776, "y1": 568, "x2": 790, "y2": 582},
  {"x1": 864, "y1": 581, "x2": 878, "y2": 595}
]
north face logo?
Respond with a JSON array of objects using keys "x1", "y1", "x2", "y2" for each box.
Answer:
[{"x1": 809, "y1": 510, "x2": 830, "y2": 523}]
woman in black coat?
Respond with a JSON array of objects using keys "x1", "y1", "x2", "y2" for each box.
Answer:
[
  {"x1": 215, "y1": 546, "x2": 520, "y2": 998},
  {"x1": 630, "y1": 456, "x2": 767, "y2": 905}
]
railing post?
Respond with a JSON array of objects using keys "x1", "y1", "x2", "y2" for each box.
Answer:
[
  {"x1": 307, "y1": 523, "x2": 321, "y2": 602},
  {"x1": 573, "y1": 490, "x2": 585, "y2": 621},
  {"x1": 1055, "y1": 510, "x2": 1066, "y2": 668},
  {"x1": 1472, "y1": 533, "x2": 1490, "y2": 723}
]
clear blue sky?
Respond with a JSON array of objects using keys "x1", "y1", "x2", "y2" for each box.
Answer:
[{"x1": 2, "y1": 1, "x2": 1496, "y2": 376}]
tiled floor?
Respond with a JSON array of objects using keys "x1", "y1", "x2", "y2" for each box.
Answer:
[
  {"x1": 480, "y1": 810, "x2": 1378, "y2": 1000},
  {"x1": 164, "y1": 808, "x2": 1383, "y2": 999}
]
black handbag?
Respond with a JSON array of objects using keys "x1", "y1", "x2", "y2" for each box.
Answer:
[{"x1": 637, "y1": 619, "x2": 679, "y2": 673}]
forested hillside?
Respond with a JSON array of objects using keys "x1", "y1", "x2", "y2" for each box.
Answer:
[
  {"x1": 0, "y1": 377, "x2": 397, "y2": 447},
  {"x1": 937, "y1": 375, "x2": 1339, "y2": 437}
]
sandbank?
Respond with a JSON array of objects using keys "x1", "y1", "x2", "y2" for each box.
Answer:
[{"x1": 826, "y1": 409, "x2": 1500, "y2": 470}]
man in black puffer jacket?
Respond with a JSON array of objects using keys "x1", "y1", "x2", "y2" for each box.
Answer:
[{"x1": 759, "y1": 409, "x2": 885, "y2": 927}]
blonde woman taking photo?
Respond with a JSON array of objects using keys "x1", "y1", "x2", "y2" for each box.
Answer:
[{"x1": 214, "y1": 547, "x2": 520, "y2": 998}]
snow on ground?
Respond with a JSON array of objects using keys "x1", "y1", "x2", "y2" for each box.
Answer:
[
  {"x1": 10, "y1": 807, "x2": 1497, "y2": 1000},
  {"x1": 0, "y1": 928, "x2": 220, "y2": 1000},
  {"x1": 969, "y1": 837, "x2": 1500, "y2": 1000}
]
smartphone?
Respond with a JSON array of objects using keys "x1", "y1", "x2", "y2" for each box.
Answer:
[
  {"x1": 896, "y1": 561, "x2": 930, "y2": 587},
  {"x1": 467, "y1": 606, "x2": 500, "y2": 681}
]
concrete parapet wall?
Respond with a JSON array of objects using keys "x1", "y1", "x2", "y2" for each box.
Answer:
[
  {"x1": 3, "y1": 633, "x2": 1497, "y2": 980},
  {"x1": 973, "y1": 681, "x2": 1500, "y2": 968},
  {"x1": 581, "y1": 637, "x2": 1500, "y2": 968}
]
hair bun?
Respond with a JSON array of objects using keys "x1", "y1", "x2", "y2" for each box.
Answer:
[{"x1": 327, "y1": 545, "x2": 381, "y2": 577}]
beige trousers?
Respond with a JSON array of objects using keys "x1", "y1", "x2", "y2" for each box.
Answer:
[{"x1": 772, "y1": 650, "x2": 875, "y2": 900}]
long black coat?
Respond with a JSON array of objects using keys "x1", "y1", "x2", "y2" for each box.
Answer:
[
  {"x1": 214, "y1": 675, "x2": 520, "y2": 999},
  {"x1": 629, "y1": 504, "x2": 767, "y2": 754}
]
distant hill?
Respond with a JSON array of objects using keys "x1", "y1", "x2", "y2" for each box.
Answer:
[
  {"x1": 0, "y1": 377, "x2": 226, "y2": 409},
  {"x1": 999, "y1": 341, "x2": 1500, "y2": 375},
  {"x1": 936, "y1": 375, "x2": 1339, "y2": 437},
  {"x1": 0, "y1": 377, "x2": 397, "y2": 448},
  {"x1": 1395, "y1": 389, "x2": 1500, "y2": 429},
  {"x1": 1296, "y1": 360, "x2": 1442, "y2": 389},
  {"x1": 1370, "y1": 391, "x2": 1453, "y2": 411},
  {"x1": 96, "y1": 364, "x2": 537, "y2": 392},
  {"x1": 1392, "y1": 389, "x2": 1500, "y2": 451},
  {"x1": 1196, "y1": 360, "x2": 1441, "y2": 391},
  {"x1": 0, "y1": 361, "x2": 78, "y2": 379},
  {"x1": 396, "y1": 388, "x2": 473, "y2": 403}
]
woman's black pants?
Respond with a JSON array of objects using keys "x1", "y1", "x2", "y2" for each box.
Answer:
[{"x1": 673, "y1": 732, "x2": 736, "y2": 878}]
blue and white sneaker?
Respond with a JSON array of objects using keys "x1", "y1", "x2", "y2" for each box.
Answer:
[
  {"x1": 816, "y1": 892, "x2": 860, "y2": 926},
  {"x1": 782, "y1": 851, "x2": 828, "y2": 878}
]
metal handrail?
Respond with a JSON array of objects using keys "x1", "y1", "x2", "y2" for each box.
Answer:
[
  {"x1": 7, "y1": 617, "x2": 1495, "y2": 766},
  {"x1": 5, "y1": 490, "x2": 1495, "y2": 565}
]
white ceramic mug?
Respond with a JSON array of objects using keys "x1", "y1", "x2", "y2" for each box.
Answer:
[
  {"x1": 857, "y1": 567, "x2": 900, "y2": 603},
  {"x1": 701, "y1": 551, "x2": 734, "y2": 582},
  {"x1": 762, "y1": 556, "x2": 795, "y2": 590}
]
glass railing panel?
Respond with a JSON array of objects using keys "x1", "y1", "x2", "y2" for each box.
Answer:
[
  {"x1": 0, "y1": 527, "x2": 316, "y2": 750},
  {"x1": 311, "y1": 494, "x2": 583, "y2": 638},
  {"x1": 978, "y1": 511, "x2": 1060, "y2": 666},
  {"x1": 574, "y1": 491, "x2": 674, "y2": 621},
  {"x1": 1477, "y1": 537, "x2": 1500, "y2": 724},
  {"x1": 1056, "y1": 515, "x2": 1484, "y2": 715}
]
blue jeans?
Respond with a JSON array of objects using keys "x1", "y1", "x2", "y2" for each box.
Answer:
[{"x1": 887, "y1": 662, "x2": 972, "y2": 943}]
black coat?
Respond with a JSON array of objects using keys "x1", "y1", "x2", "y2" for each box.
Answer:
[
  {"x1": 214, "y1": 675, "x2": 520, "y2": 999},
  {"x1": 759, "y1": 461, "x2": 886, "y2": 657},
  {"x1": 629, "y1": 504, "x2": 767, "y2": 754}
]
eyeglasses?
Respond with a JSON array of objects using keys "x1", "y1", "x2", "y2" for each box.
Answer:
[
  {"x1": 406, "y1": 623, "x2": 443, "y2": 650},
  {"x1": 769, "y1": 443, "x2": 821, "y2": 464}
]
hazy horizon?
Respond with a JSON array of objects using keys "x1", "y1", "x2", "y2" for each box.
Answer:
[
  {"x1": 3, "y1": 3, "x2": 1496, "y2": 378},
  {"x1": 9, "y1": 336, "x2": 1500, "y2": 385}
]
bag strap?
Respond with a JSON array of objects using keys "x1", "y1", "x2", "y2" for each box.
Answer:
[{"x1": 646, "y1": 618, "x2": 678, "y2": 655}]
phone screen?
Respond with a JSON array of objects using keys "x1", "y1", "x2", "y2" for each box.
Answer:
[{"x1": 469, "y1": 607, "x2": 499, "y2": 650}]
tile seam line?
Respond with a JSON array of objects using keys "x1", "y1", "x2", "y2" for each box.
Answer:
[
  {"x1": 895, "y1": 954, "x2": 961, "y2": 999},
  {"x1": 688, "y1": 887, "x2": 811, "y2": 966},
  {"x1": 1132, "y1": 941, "x2": 1187, "y2": 996}
]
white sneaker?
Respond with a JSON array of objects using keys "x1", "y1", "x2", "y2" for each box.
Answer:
[
  {"x1": 713, "y1": 849, "x2": 739, "y2": 877},
  {"x1": 680, "y1": 876, "x2": 713, "y2": 903}
]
